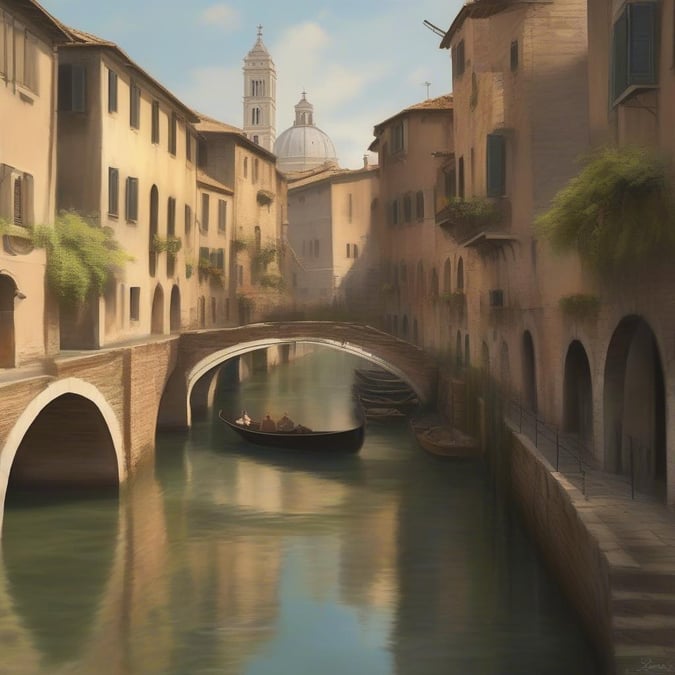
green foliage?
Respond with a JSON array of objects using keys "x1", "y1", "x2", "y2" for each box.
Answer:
[
  {"x1": 152, "y1": 234, "x2": 182, "y2": 256},
  {"x1": 0, "y1": 218, "x2": 32, "y2": 240},
  {"x1": 253, "y1": 244, "x2": 277, "y2": 269},
  {"x1": 445, "y1": 197, "x2": 503, "y2": 229},
  {"x1": 440, "y1": 290, "x2": 465, "y2": 308},
  {"x1": 559, "y1": 293, "x2": 600, "y2": 320},
  {"x1": 33, "y1": 212, "x2": 131, "y2": 306},
  {"x1": 536, "y1": 146, "x2": 675, "y2": 275},
  {"x1": 232, "y1": 238, "x2": 247, "y2": 253},
  {"x1": 185, "y1": 263, "x2": 193, "y2": 279},
  {"x1": 259, "y1": 273, "x2": 285, "y2": 290}
]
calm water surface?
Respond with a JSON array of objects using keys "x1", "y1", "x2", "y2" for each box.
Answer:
[{"x1": 1, "y1": 348, "x2": 599, "y2": 674}]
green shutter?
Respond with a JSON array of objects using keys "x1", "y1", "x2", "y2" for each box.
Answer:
[
  {"x1": 628, "y1": 2, "x2": 657, "y2": 85},
  {"x1": 486, "y1": 134, "x2": 506, "y2": 198}
]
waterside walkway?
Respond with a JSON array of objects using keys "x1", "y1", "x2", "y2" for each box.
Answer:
[{"x1": 503, "y1": 401, "x2": 675, "y2": 674}]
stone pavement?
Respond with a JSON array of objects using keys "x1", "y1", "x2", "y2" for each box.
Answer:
[{"x1": 504, "y1": 403, "x2": 675, "y2": 674}]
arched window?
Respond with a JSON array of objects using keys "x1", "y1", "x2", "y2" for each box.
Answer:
[
  {"x1": 457, "y1": 257, "x2": 464, "y2": 291},
  {"x1": 443, "y1": 258, "x2": 451, "y2": 293}
]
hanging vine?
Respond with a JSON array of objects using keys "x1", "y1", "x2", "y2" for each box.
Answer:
[{"x1": 536, "y1": 146, "x2": 675, "y2": 276}]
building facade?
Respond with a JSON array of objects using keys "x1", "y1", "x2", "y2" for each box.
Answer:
[{"x1": 0, "y1": 1, "x2": 69, "y2": 367}]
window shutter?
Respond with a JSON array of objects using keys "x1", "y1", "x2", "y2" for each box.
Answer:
[
  {"x1": 486, "y1": 134, "x2": 506, "y2": 197},
  {"x1": 628, "y1": 2, "x2": 657, "y2": 85},
  {"x1": 108, "y1": 70, "x2": 118, "y2": 113},
  {"x1": 612, "y1": 9, "x2": 629, "y2": 100}
]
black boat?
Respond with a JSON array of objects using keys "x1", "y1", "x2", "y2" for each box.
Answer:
[{"x1": 218, "y1": 410, "x2": 365, "y2": 454}]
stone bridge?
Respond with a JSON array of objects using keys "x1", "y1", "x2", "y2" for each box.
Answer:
[{"x1": 0, "y1": 322, "x2": 438, "y2": 533}]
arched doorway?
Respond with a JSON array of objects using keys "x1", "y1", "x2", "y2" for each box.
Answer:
[
  {"x1": 604, "y1": 316, "x2": 666, "y2": 496},
  {"x1": 522, "y1": 331, "x2": 537, "y2": 413},
  {"x1": 169, "y1": 285, "x2": 181, "y2": 332},
  {"x1": 0, "y1": 274, "x2": 17, "y2": 368},
  {"x1": 149, "y1": 185, "x2": 159, "y2": 277},
  {"x1": 563, "y1": 341, "x2": 593, "y2": 441},
  {"x1": 151, "y1": 284, "x2": 164, "y2": 334}
]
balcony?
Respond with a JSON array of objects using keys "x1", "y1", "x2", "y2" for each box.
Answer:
[{"x1": 436, "y1": 196, "x2": 514, "y2": 252}]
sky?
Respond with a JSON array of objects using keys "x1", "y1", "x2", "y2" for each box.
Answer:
[{"x1": 39, "y1": 0, "x2": 464, "y2": 169}]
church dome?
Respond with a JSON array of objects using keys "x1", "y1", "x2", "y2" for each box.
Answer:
[{"x1": 274, "y1": 93, "x2": 338, "y2": 173}]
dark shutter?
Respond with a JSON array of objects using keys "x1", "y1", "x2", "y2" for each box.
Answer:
[
  {"x1": 58, "y1": 63, "x2": 86, "y2": 112},
  {"x1": 486, "y1": 134, "x2": 506, "y2": 198},
  {"x1": 108, "y1": 168, "x2": 119, "y2": 216},
  {"x1": 628, "y1": 2, "x2": 657, "y2": 84},
  {"x1": 108, "y1": 69, "x2": 117, "y2": 113},
  {"x1": 612, "y1": 9, "x2": 629, "y2": 100}
]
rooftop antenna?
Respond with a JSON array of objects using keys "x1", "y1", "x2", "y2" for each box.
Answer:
[
  {"x1": 423, "y1": 81, "x2": 431, "y2": 99},
  {"x1": 423, "y1": 19, "x2": 446, "y2": 38}
]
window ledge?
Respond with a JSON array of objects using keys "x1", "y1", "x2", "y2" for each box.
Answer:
[{"x1": 612, "y1": 82, "x2": 658, "y2": 107}]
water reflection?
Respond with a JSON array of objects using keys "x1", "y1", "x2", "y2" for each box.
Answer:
[{"x1": 0, "y1": 347, "x2": 598, "y2": 674}]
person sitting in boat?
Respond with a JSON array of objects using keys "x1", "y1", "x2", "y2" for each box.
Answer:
[
  {"x1": 276, "y1": 412, "x2": 295, "y2": 431},
  {"x1": 235, "y1": 410, "x2": 252, "y2": 426},
  {"x1": 260, "y1": 414, "x2": 277, "y2": 432}
]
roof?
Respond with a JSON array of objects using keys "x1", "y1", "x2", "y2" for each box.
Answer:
[
  {"x1": 194, "y1": 112, "x2": 278, "y2": 162},
  {"x1": 6, "y1": 0, "x2": 71, "y2": 41},
  {"x1": 60, "y1": 27, "x2": 199, "y2": 122},
  {"x1": 440, "y1": 0, "x2": 552, "y2": 48},
  {"x1": 197, "y1": 170, "x2": 234, "y2": 195},
  {"x1": 370, "y1": 94, "x2": 453, "y2": 149},
  {"x1": 288, "y1": 163, "x2": 378, "y2": 191}
]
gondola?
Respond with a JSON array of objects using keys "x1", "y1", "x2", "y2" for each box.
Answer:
[{"x1": 218, "y1": 410, "x2": 365, "y2": 454}]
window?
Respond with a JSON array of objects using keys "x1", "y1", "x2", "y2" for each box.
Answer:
[
  {"x1": 184, "y1": 204, "x2": 192, "y2": 234},
  {"x1": 391, "y1": 121, "x2": 405, "y2": 154},
  {"x1": 201, "y1": 193, "x2": 210, "y2": 231},
  {"x1": 611, "y1": 2, "x2": 658, "y2": 104},
  {"x1": 391, "y1": 198, "x2": 399, "y2": 225},
  {"x1": 314, "y1": 238, "x2": 320, "y2": 257},
  {"x1": 0, "y1": 13, "x2": 7, "y2": 79},
  {"x1": 354, "y1": 244, "x2": 359, "y2": 259},
  {"x1": 129, "y1": 287, "x2": 140, "y2": 321},
  {"x1": 348, "y1": 193, "x2": 353, "y2": 223},
  {"x1": 108, "y1": 69, "x2": 118, "y2": 113},
  {"x1": 130, "y1": 81, "x2": 141, "y2": 129},
  {"x1": 108, "y1": 167, "x2": 119, "y2": 216},
  {"x1": 13, "y1": 176, "x2": 22, "y2": 225},
  {"x1": 151, "y1": 100, "x2": 160, "y2": 144},
  {"x1": 169, "y1": 112, "x2": 177, "y2": 155},
  {"x1": 403, "y1": 194, "x2": 412, "y2": 223},
  {"x1": 243, "y1": 156, "x2": 248, "y2": 178},
  {"x1": 415, "y1": 190, "x2": 424, "y2": 220},
  {"x1": 452, "y1": 39, "x2": 465, "y2": 79},
  {"x1": 14, "y1": 27, "x2": 37, "y2": 92},
  {"x1": 237, "y1": 264, "x2": 243, "y2": 286},
  {"x1": 125, "y1": 177, "x2": 139, "y2": 222},
  {"x1": 186, "y1": 131, "x2": 193, "y2": 162},
  {"x1": 167, "y1": 197, "x2": 176, "y2": 235},
  {"x1": 58, "y1": 63, "x2": 86, "y2": 112},
  {"x1": 218, "y1": 199, "x2": 227, "y2": 232},
  {"x1": 211, "y1": 297, "x2": 216, "y2": 323},
  {"x1": 253, "y1": 158, "x2": 259, "y2": 183},
  {"x1": 251, "y1": 107, "x2": 261, "y2": 125},
  {"x1": 251, "y1": 79, "x2": 265, "y2": 96},
  {"x1": 510, "y1": 40, "x2": 519, "y2": 71},
  {"x1": 486, "y1": 133, "x2": 506, "y2": 197},
  {"x1": 253, "y1": 134, "x2": 259, "y2": 144},
  {"x1": 458, "y1": 156, "x2": 465, "y2": 199}
]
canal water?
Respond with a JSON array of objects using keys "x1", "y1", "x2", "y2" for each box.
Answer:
[{"x1": 0, "y1": 347, "x2": 599, "y2": 674}]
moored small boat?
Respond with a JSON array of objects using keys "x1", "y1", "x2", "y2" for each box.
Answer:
[
  {"x1": 219, "y1": 410, "x2": 365, "y2": 454},
  {"x1": 410, "y1": 417, "x2": 481, "y2": 459}
]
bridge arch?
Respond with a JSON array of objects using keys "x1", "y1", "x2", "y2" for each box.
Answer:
[
  {"x1": 182, "y1": 336, "x2": 431, "y2": 428},
  {"x1": 0, "y1": 377, "x2": 125, "y2": 533}
]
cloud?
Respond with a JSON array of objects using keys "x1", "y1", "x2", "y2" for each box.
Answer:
[{"x1": 198, "y1": 4, "x2": 240, "y2": 31}]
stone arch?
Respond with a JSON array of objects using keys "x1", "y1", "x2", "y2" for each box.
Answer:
[
  {"x1": 149, "y1": 184, "x2": 159, "y2": 277},
  {"x1": 457, "y1": 257, "x2": 464, "y2": 291},
  {"x1": 481, "y1": 341, "x2": 490, "y2": 375},
  {"x1": 443, "y1": 258, "x2": 451, "y2": 293},
  {"x1": 0, "y1": 377, "x2": 125, "y2": 533},
  {"x1": 0, "y1": 273, "x2": 17, "y2": 368},
  {"x1": 151, "y1": 284, "x2": 164, "y2": 335},
  {"x1": 169, "y1": 285, "x2": 181, "y2": 332},
  {"x1": 522, "y1": 330, "x2": 537, "y2": 413},
  {"x1": 430, "y1": 268, "x2": 439, "y2": 299},
  {"x1": 604, "y1": 316, "x2": 666, "y2": 495},
  {"x1": 563, "y1": 340, "x2": 593, "y2": 441}
]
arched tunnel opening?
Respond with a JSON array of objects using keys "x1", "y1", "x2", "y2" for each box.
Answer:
[
  {"x1": 2, "y1": 393, "x2": 120, "y2": 666},
  {"x1": 6, "y1": 393, "x2": 120, "y2": 503}
]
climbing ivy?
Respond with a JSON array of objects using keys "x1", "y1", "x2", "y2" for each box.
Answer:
[
  {"x1": 33, "y1": 211, "x2": 132, "y2": 305},
  {"x1": 536, "y1": 146, "x2": 675, "y2": 276}
]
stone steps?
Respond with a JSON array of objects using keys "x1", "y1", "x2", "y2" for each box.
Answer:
[
  {"x1": 611, "y1": 567, "x2": 675, "y2": 594},
  {"x1": 612, "y1": 589, "x2": 675, "y2": 616}
]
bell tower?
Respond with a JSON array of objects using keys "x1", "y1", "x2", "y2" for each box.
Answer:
[{"x1": 242, "y1": 25, "x2": 276, "y2": 151}]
